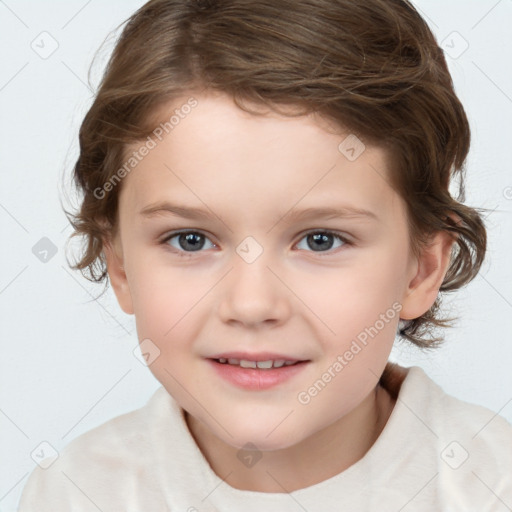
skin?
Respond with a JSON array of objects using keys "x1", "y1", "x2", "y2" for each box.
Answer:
[{"x1": 104, "y1": 90, "x2": 455, "y2": 493}]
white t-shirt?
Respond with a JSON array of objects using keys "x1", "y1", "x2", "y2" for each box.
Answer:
[{"x1": 17, "y1": 365, "x2": 512, "y2": 511}]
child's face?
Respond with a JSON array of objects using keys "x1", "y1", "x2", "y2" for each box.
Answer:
[{"x1": 108, "y1": 91, "x2": 421, "y2": 450}]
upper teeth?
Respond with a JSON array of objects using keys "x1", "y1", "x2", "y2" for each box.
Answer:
[{"x1": 217, "y1": 358, "x2": 297, "y2": 369}]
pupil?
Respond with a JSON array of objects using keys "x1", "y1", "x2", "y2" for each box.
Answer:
[
  {"x1": 309, "y1": 233, "x2": 333, "y2": 251},
  {"x1": 180, "y1": 233, "x2": 204, "y2": 251},
  {"x1": 176, "y1": 233, "x2": 333, "y2": 252}
]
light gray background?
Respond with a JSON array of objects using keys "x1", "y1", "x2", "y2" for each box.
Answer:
[{"x1": 1, "y1": 1, "x2": 511, "y2": 510}]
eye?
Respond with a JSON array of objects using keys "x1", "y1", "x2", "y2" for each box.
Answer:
[
  {"x1": 295, "y1": 230, "x2": 350, "y2": 253},
  {"x1": 161, "y1": 231, "x2": 216, "y2": 254},
  {"x1": 160, "y1": 229, "x2": 351, "y2": 256}
]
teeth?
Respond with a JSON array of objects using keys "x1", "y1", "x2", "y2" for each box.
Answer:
[
  {"x1": 256, "y1": 360, "x2": 273, "y2": 369},
  {"x1": 217, "y1": 358, "x2": 298, "y2": 369},
  {"x1": 240, "y1": 359, "x2": 257, "y2": 368}
]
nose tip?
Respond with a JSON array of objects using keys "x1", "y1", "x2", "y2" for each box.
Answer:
[{"x1": 216, "y1": 254, "x2": 290, "y2": 327}]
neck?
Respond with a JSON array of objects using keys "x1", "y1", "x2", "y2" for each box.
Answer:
[{"x1": 185, "y1": 383, "x2": 396, "y2": 493}]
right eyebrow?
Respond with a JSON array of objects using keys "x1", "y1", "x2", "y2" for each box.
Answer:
[{"x1": 139, "y1": 201, "x2": 214, "y2": 221}]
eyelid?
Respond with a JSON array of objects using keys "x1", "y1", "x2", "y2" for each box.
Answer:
[
  {"x1": 298, "y1": 228, "x2": 352, "y2": 243},
  {"x1": 159, "y1": 229, "x2": 219, "y2": 250},
  {"x1": 159, "y1": 228, "x2": 353, "y2": 256},
  {"x1": 295, "y1": 229, "x2": 352, "y2": 255}
]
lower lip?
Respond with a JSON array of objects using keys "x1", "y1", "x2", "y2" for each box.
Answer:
[{"x1": 207, "y1": 359, "x2": 309, "y2": 390}]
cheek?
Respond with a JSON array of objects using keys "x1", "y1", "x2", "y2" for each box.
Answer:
[
  {"x1": 295, "y1": 250, "x2": 404, "y2": 337},
  {"x1": 127, "y1": 257, "x2": 199, "y2": 341},
  {"x1": 128, "y1": 262, "x2": 207, "y2": 398},
  {"x1": 128, "y1": 245, "x2": 198, "y2": 309}
]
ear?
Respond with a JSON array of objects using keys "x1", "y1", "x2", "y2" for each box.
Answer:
[
  {"x1": 400, "y1": 221, "x2": 458, "y2": 321},
  {"x1": 103, "y1": 235, "x2": 134, "y2": 315}
]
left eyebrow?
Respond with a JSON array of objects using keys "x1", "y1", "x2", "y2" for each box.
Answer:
[
  {"x1": 279, "y1": 206, "x2": 378, "y2": 223},
  {"x1": 138, "y1": 201, "x2": 379, "y2": 223}
]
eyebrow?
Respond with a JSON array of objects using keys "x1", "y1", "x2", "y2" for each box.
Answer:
[{"x1": 138, "y1": 201, "x2": 378, "y2": 224}]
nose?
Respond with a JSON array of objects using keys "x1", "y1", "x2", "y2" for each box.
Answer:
[{"x1": 216, "y1": 250, "x2": 291, "y2": 328}]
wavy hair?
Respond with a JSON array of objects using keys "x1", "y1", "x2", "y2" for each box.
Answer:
[{"x1": 64, "y1": 0, "x2": 488, "y2": 349}]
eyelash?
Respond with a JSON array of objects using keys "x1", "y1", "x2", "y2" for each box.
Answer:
[{"x1": 159, "y1": 229, "x2": 353, "y2": 258}]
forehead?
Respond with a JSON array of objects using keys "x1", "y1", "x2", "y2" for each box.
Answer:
[{"x1": 119, "y1": 92, "x2": 403, "y2": 224}]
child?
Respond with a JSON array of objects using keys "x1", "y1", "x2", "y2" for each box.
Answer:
[{"x1": 18, "y1": 0, "x2": 512, "y2": 510}]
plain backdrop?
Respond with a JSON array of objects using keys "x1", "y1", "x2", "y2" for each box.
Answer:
[{"x1": 1, "y1": 1, "x2": 511, "y2": 510}]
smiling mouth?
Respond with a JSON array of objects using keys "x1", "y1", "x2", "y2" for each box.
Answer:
[
  {"x1": 207, "y1": 357, "x2": 310, "y2": 390},
  {"x1": 211, "y1": 358, "x2": 306, "y2": 369}
]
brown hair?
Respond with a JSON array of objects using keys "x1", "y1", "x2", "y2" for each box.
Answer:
[{"x1": 64, "y1": 0, "x2": 488, "y2": 349}]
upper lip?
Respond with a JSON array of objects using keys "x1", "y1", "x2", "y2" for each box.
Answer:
[{"x1": 208, "y1": 351, "x2": 308, "y2": 362}]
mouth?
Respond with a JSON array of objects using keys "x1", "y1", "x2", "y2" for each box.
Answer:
[
  {"x1": 206, "y1": 356, "x2": 310, "y2": 390},
  {"x1": 210, "y1": 357, "x2": 305, "y2": 369}
]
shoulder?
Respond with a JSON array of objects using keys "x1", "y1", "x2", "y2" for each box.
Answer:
[
  {"x1": 404, "y1": 365, "x2": 512, "y2": 446},
  {"x1": 17, "y1": 386, "x2": 174, "y2": 511},
  {"x1": 397, "y1": 365, "x2": 512, "y2": 507},
  {"x1": 59, "y1": 385, "x2": 172, "y2": 466}
]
